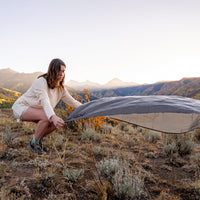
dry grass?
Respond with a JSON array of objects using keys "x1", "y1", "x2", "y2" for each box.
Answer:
[{"x1": 1, "y1": 109, "x2": 200, "y2": 199}]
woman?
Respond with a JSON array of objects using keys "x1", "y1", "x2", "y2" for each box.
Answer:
[{"x1": 12, "y1": 58, "x2": 82, "y2": 155}]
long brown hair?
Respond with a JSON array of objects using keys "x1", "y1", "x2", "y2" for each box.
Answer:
[{"x1": 38, "y1": 58, "x2": 66, "y2": 89}]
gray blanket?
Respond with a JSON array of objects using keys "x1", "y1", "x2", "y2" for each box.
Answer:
[{"x1": 65, "y1": 96, "x2": 200, "y2": 133}]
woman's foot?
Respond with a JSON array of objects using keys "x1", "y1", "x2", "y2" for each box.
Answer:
[
  {"x1": 39, "y1": 139, "x2": 49, "y2": 152},
  {"x1": 28, "y1": 140, "x2": 43, "y2": 155}
]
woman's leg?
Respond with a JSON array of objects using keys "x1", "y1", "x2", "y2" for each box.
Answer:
[{"x1": 21, "y1": 107, "x2": 56, "y2": 140}]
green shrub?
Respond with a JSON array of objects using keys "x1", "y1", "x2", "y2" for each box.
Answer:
[
  {"x1": 63, "y1": 167, "x2": 84, "y2": 183},
  {"x1": 96, "y1": 158, "x2": 119, "y2": 182},
  {"x1": 117, "y1": 122, "x2": 128, "y2": 131},
  {"x1": 94, "y1": 146, "x2": 108, "y2": 156},
  {"x1": 103, "y1": 125, "x2": 113, "y2": 134},
  {"x1": 163, "y1": 143, "x2": 177, "y2": 157},
  {"x1": 192, "y1": 129, "x2": 200, "y2": 141},
  {"x1": 3, "y1": 128, "x2": 18, "y2": 146},
  {"x1": 113, "y1": 167, "x2": 146, "y2": 199},
  {"x1": 177, "y1": 140, "x2": 195, "y2": 156},
  {"x1": 82, "y1": 129, "x2": 102, "y2": 142},
  {"x1": 163, "y1": 135, "x2": 195, "y2": 157},
  {"x1": 126, "y1": 138, "x2": 136, "y2": 147},
  {"x1": 145, "y1": 131, "x2": 162, "y2": 143},
  {"x1": 96, "y1": 158, "x2": 147, "y2": 199}
]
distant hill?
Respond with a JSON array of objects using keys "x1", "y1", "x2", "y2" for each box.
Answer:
[
  {"x1": 0, "y1": 87, "x2": 22, "y2": 108},
  {"x1": 67, "y1": 78, "x2": 138, "y2": 91},
  {"x1": 91, "y1": 77, "x2": 200, "y2": 99},
  {"x1": 1, "y1": 68, "x2": 200, "y2": 102},
  {"x1": 0, "y1": 68, "x2": 43, "y2": 93},
  {"x1": 0, "y1": 68, "x2": 97, "y2": 109},
  {"x1": 67, "y1": 80, "x2": 101, "y2": 91},
  {"x1": 0, "y1": 68, "x2": 97, "y2": 100}
]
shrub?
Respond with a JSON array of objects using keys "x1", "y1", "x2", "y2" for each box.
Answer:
[
  {"x1": 117, "y1": 122, "x2": 128, "y2": 131},
  {"x1": 63, "y1": 167, "x2": 84, "y2": 183},
  {"x1": 96, "y1": 158, "x2": 119, "y2": 182},
  {"x1": 126, "y1": 138, "x2": 136, "y2": 148},
  {"x1": 3, "y1": 128, "x2": 18, "y2": 147},
  {"x1": 82, "y1": 129, "x2": 102, "y2": 142},
  {"x1": 163, "y1": 143, "x2": 177, "y2": 157},
  {"x1": 113, "y1": 167, "x2": 146, "y2": 199},
  {"x1": 94, "y1": 146, "x2": 108, "y2": 156},
  {"x1": 54, "y1": 135, "x2": 65, "y2": 147},
  {"x1": 177, "y1": 140, "x2": 195, "y2": 156},
  {"x1": 137, "y1": 127, "x2": 144, "y2": 133},
  {"x1": 192, "y1": 129, "x2": 200, "y2": 141},
  {"x1": 163, "y1": 135, "x2": 195, "y2": 157},
  {"x1": 0, "y1": 161, "x2": 10, "y2": 176},
  {"x1": 103, "y1": 125, "x2": 113, "y2": 134},
  {"x1": 96, "y1": 158, "x2": 147, "y2": 199},
  {"x1": 145, "y1": 131, "x2": 162, "y2": 143}
]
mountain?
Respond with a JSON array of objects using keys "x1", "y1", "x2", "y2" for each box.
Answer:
[
  {"x1": 91, "y1": 77, "x2": 200, "y2": 99},
  {"x1": 0, "y1": 68, "x2": 43, "y2": 93},
  {"x1": 67, "y1": 78, "x2": 138, "y2": 91},
  {"x1": 103, "y1": 78, "x2": 138, "y2": 89},
  {"x1": 1, "y1": 68, "x2": 200, "y2": 101},
  {"x1": 0, "y1": 68, "x2": 97, "y2": 108},
  {"x1": 67, "y1": 80, "x2": 101, "y2": 91},
  {"x1": 0, "y1": 68, "x2": 92, "y2": 97}
]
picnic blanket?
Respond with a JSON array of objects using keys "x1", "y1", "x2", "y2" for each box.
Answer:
[{"x1": 65, "y1": 96, "x2": 200, "y2": 133}]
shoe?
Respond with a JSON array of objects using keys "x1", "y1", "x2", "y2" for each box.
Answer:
[
  {"x1": 28, "y1": 141, "x2": 43, "y2": 155},
  {"x1": 39, "y1": 140, "x2": 49, "y2": 152}
]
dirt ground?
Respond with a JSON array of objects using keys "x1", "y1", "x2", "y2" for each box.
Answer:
[{"x1": 0, "y1": 109, "x2": 200, "y2": 199}]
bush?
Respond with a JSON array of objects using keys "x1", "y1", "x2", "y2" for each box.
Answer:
[
  {"x1": 117, "y1": 122, "x2": 128, "y2": 131},
  {"x1": 96, "y1": 158, "x2": 119, "y2": 182},
  {"x1": 63, "y1": 167, "x2": 84, "y2": 183},
  {"x1": 177, "y1": 140, "x2": 195, "y2": 156},
  {"x1": 103, "y1": 125, "x2": 113, "y2": 134},
  {"x1": 163, "y1": 143, "x2": 177, "y2": 157},
  {"x1": 113, "y1": 167, "x2": 146, "y2": 199},
  {"x1": 163, "y1": 135, "x2": 195, "y2": 157},
  {"x1": 96, "y1": 158, "x2": 147, "y2": 199},
  {"x1": 191, "y1": 130, "x2": 200, "y2": 141},
  {"x1": 145, "y1": 131, "x2": 162, "y2": 143},
  {"x1": 82, "y1": 129, "x2": 102, "y2": 142},
  {"x1": 3, "y1": 128, "x2": 18, "y2": 147}
]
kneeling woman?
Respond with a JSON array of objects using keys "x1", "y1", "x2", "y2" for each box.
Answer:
[{"x1": 12, "y1": 58, "x2": 82, "y2": 155}]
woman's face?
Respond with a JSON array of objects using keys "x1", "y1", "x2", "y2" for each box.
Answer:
[{"x1": 57, "y1": 65, "x2": 66, "y2": 82}]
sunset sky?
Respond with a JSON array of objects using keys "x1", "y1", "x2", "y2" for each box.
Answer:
[{"x1": 0, "y1": 0, "x2": 200, "y2": 84}]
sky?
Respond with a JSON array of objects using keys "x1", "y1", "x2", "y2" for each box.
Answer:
[{"x1": 0, "y1": 0, "x2": 200, "y2": 84}]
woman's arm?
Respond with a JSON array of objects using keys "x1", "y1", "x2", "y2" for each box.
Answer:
[{"x1": 61, "y1": 89, "x2": 82, "y2": 108}]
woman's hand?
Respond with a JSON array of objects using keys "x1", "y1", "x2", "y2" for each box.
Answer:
[{"x1": 50, "y1": 115, "x2": 65, "y2": 129}]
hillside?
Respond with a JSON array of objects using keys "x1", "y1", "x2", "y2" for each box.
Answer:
[
  {"x1": 0, "y1": 68, "x2": 43, "y2": 93},
  {"x1": 0, "y1": 87, "x2": 96, "y2": 110},
  {"x1": 2, "y1": 68, "x2": 200, "y2": 100},
  {"x1": 0, "y1": 68, "x2": 97, "y2": 103},
  {"x1": 0, "y1": 87, "x2": 22, "y2": 108},
  {"x1": 91, "y1": 77, "x2": 200, "y2": 99},
  {"x1": 0, "y1": 109, "x2": 200, "y2": 199},
  {"x1": 1, "y1": 69, "x2": 200, "y2": 199}
]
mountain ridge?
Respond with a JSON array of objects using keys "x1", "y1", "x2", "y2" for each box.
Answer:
[
  {"x1": 91, "y1": 77, "x2": 200, "y2": 99},
  {"x1": 67, "y1": 77, "x2": 138, "y2": 91},
  {"x1": 0, "y1": 68, "x2": 138, "y2": 92},
  {"x1": 1, "y1": 68, "x2": 200, "y2": 101}
]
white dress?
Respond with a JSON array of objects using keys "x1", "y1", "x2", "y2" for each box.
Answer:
[{"x1": 12, "y1": 77, "x2": 81, "y2": 120}]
